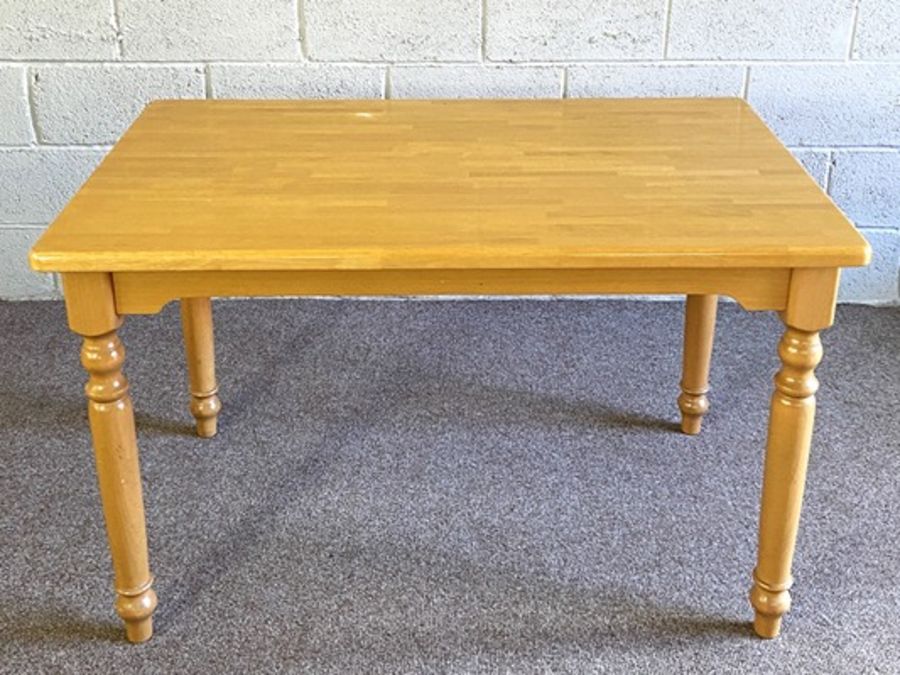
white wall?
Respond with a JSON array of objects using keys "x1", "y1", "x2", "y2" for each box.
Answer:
[{"x1": 1, "y1": 0, "x2": 898, "y2": 302}]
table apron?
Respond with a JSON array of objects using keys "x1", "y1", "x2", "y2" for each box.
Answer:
[{"x1": 111, "y1": 268, "x2": 791, "y2": 315}]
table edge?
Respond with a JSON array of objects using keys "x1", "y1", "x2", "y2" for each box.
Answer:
[{"x1": 29, "y1": 245, "x2": 871, "y2": 273}]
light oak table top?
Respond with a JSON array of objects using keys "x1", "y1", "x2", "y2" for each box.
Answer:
[{"x1": 30, "y1": 98, "x2": 869, "y2": 273}]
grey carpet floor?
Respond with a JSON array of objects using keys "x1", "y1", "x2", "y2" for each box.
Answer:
[{"x1": 0, "y1": 299, "x2": 898, "y2": 674}]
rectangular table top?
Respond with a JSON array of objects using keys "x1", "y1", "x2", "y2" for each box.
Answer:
[{"x1": 30, "y1": 98, "x2": 869, "y2": 273}]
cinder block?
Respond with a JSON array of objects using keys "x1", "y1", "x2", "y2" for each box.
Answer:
[
  {"x1": 0, "y1": 66, "x2": 33, "y2": 145},
  {"x1": 839, "y1": 229, "x2": 899, "y2": 304},
  {"x1": 0, "y1": 228, "x2": 57, "y2": 300},
  {"x1": 830, "y1": 151, "x2": 900, "y2": 227},
  {"x1": 391, "y1": 66, "x2": 561, "y2": 99},
  {"x1": 568, "y1": 65, "x2": 743, "y2": 97},
  {"x1": 853, "y1": 1, "x2": 900, "y2": 60},
  {"x1": 0, "y1": 148, "x2": 105, "y2": 223},
  {"x1": 306, "y1": 0, "x2": 479, "y2": 61},
  {"x1": 747, "y1": 65, "x2": 900, "y2": 146},
  {"x1": 210, "y1": 64, "x2": 384, "y2": 99},
  {"x1": 120, "y1": 0, "x2": 299, "y2": 60},
  {"x1": 33, "y1": 65, "x2": 205, "y2": 145},
  {"x1": 0, "y1": 1, "x2": 117, "y2": 59},
  {"x1": 487, "y1": 1, "x2": 664, "y2": 61},
  {"x1": 790, "y1": 150, "x2": 830, "y2": 188},
  {"x1": 668, "y1": 0, "x2": 854, "y2": 59}
]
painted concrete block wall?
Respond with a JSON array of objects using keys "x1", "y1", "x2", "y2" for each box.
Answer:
[{"x1": 0, "y1": 1, "x2": 897, "y2": 303}]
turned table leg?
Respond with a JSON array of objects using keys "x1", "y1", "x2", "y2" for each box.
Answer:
[
  {"x1": 180, "y1": 297, "x2": 221, "y2": 438},
  {"x1": 63, "y1": 273, "x2": 157, "y2": 643},
  {"x1": 749, "y1": 268, "x2": 839, "y2": 638},
  {"x1": 679, "y1": 294, "x2": 718, "y2": 434}
]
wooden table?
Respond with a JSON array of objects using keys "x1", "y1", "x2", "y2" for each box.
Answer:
[{"x1": 30, "y1": 99, "x2": 869, "y2": 643}]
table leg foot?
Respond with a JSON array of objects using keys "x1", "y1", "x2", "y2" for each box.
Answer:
[
  {"x1": 117, "y1": 583, "x2": 158, "y2": 643},
  {"x1": 749, "y1": 570, "x2": 791, "y2": 638},
  {"x1": 678, "y1": 406, "x2": 705, "y2": 435},
  {"x1": 678, "y1": 294, "x2": 717, "y2": 434},
  {"x1": 181, "y1": 297, "x2": 221, "y2": 438},
  {"x1": 753, "y1": 613, "x2": 782, "y2": 640},
  {"x1": 191, "y1": 398, "x2": 220, "y2": 438}
]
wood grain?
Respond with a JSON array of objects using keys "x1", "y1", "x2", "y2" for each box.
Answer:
[{"x1": 31, "y1": 99, "x2": 869, "y2": 273}]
